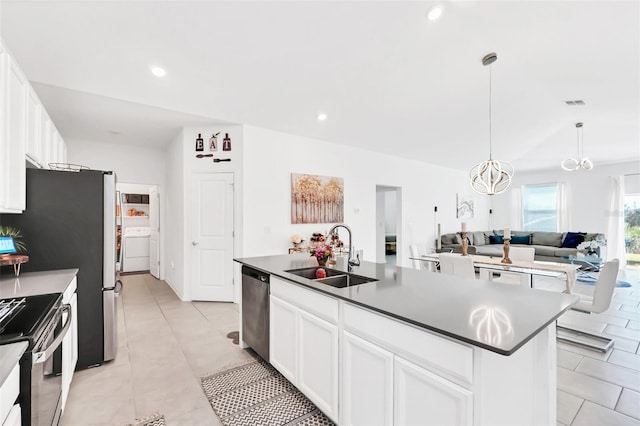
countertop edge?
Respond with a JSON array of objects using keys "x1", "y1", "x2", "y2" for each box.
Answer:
[
  {"x1": 0, "y1": 268, "x2": 79, "y2": 299},
  {"x1": 235, "y1": 257, "x2": 580, "y2": 356}
]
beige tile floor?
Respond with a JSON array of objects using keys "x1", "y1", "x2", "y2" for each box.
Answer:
[
  {"x1": 61, "y1": 269, "x2": 640, "y2": 426},
  {"x1": 62, "y1": 273, "x2": 253, "y2": 426}
]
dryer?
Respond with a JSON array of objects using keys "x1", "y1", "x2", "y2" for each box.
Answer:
[{"x1": 121, "y1": 227, "x2": 151, "y2": 272}]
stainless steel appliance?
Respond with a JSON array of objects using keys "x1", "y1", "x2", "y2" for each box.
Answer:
[
  {"x1": 0, "y1": 293, "x2": 72, "y2": 426},
  {"x1": 1, "y1": 169, "x2": 120, "y2": 369},
  {"x1": 241, "y1": 266, "x2": 270, "y2": 361}
]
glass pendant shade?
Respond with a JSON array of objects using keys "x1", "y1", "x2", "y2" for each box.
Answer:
[
  {"x1": 469, "y1": 52, "x2": 514, "y2": 196},
  {"x1": 561, "y1": 122, "x2": 593, "y2": 171}
]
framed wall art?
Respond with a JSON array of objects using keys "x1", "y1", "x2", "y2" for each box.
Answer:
[
  {"x1": 291, "y1": 173, "x2": 344, "y2": 224},
  {"x1": 456, "y1": 193, "x2": 474, "y2": 219}
]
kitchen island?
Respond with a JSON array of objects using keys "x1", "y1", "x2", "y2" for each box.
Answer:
[{"x1": 235, "y1": 253, "x2": 579, "y2": 426}]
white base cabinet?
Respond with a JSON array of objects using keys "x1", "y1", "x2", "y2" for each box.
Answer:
[
  {"x1": 268, "y1": 276, "x2": 557, "y2": 426},
  {"x1": 297, "y1": 310, "x2": 339, "y2": 417},
  {"x1": 61, "y1": 277, "x2": 78, "y2": 413},
  {"x1": 394, "y1": 357, "x2": 472, "y2": 426},
  {"x1": 269, "y1": 277, "x2": 339, "y2": 423},
  {"x1": 342, "y1": 331, "x2": 393, "y2": 426}
]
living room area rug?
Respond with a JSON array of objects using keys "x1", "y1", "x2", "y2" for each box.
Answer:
[{"x1": 200, "y1": 358, "x2": 334, "y2": 426}]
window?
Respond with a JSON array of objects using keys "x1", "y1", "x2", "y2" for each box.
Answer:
[
  {"x1": 624, "y1": 193, "x2": 640, "y2": 269},
  {"x1": 523, "y1": 183, "x2": 558, "y2": 232}
]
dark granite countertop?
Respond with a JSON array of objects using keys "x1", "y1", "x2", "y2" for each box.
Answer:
[{"x1": 235, "y1": 254, "x2": 579, "y2": 356}]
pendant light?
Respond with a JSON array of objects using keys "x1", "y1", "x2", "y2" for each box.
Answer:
[
  {"x1": 469, "y1": 53, "x2": 514, "y2": 196},
  {"x1": 561, "y1": 122, "x2": 593, "y2": 171}
]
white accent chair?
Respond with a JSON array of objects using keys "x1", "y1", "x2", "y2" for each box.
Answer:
[
  {"x1": 556, "y1": 258, "x2": 619, "y2": 352},
  {"x1": 438, "y1": 253, "x2": 476, "y2": 279},
  {"x1": 491, "y1": 246, "x2": 536, "y2": 285},
  {"x1": 409, "y1": 244, "x2": 429, "y2": 270}
]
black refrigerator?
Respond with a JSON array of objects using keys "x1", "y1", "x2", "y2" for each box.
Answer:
[{"x1": 1, "y1": 168, "x2": 120, "y2": 370}]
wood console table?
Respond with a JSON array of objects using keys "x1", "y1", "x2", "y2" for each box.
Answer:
[{"x1": 0, "y1": 255, "x2": 29, "y2": 276}]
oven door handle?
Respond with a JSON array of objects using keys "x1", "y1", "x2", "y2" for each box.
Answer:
[{"x1": 33, "y1": 304, "x2": 72, "y2": 365}]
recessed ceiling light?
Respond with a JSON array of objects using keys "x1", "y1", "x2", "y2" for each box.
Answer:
[
  {"x1": 150, "y1": 66, "x2": 166, "y2": 78},
  {"x1": 317, "y1": 113, "x2": 328, "y2": 121},
  {"x1": 426, "y1": 5, "x2": 443, "y2": 21}
]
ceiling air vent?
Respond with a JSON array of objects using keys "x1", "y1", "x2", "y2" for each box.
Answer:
[{"x1": 564, "y1": 100, "x2": 586, "y2": 106}]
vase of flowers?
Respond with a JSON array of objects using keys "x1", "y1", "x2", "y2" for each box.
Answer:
[
  {"x1": 577, "y1": 240, "x2": 600, "y2": 256},
  {"x1": 310, "y1": 245, "x2": 332, "y2": 266}
]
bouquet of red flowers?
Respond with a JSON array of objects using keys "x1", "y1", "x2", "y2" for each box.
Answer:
[{"x1": 310, "y1": 245, "x2": 332, "y2": 261}]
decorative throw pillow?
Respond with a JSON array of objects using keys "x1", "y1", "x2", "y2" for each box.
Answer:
[
  {"x1": 562, "y1": 232, "x2": 586, "y2": 248},
  {"x1": 489, "y1": 235, "x2": 504, "y2": 244},
  {"x1": 441, "y1": 233, "x2": 456, "y2": 245},
  {"x1": 472, "y1": 231, "x2": 486, "y2": 246},
  {"x1": 511, "y1": 235, "x2": 531, "y2": 245},
  {"x1": 531, "y1": 232, "x2": 563, "y2": 247}
]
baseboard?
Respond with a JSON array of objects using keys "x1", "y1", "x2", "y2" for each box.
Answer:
[{"x1": 164, "y1": 277, "x2": 187, "y2": 301}]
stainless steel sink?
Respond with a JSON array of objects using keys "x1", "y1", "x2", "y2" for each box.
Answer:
[
  {"x1": 316, "y1": 273, "x2": 377, "y2": 288},
  {"x1": 285, "y1": 267, "x2": 344, "y2": 280},
  {"x1": 285, "y1": 267, "x2": 377, "y2": 288}
]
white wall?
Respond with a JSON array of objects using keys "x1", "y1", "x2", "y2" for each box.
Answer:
[
  {"x1": 164, "y1": 130, "x2": 185, "y2": 297},
  {"x1": 66, "y1": 138, "x2": 168, "y2": 279},
  {"x1": 241, "y1": 125, "x2": 490, "y2": 267},
  {"x1": 66, "y1": 138, "x2": 166, "y2": 184},
  {"x1": 491, "y1": 160, "x2": 640, "y2": 235},
  {"x1": 385, "y1": 190, "x2": 397, "y2": 234},
  {"x1": 164, "y1": 125, "x2": 243, "y2": 301}
]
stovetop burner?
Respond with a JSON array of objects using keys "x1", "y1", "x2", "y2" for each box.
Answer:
[
  {"x1": 0, "y1": 298, "x2": 26, "y2": 333},
  {"x1": 0, "y1": 293, "x2": 61, "y2": 346}
]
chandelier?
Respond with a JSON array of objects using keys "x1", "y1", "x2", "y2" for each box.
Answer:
[
  {"x1": 469, "y1": 53, "x2": 514, "y2": 195},
  {"x1": 561, "y1": 122, "x2": 593, "y2": 171}
]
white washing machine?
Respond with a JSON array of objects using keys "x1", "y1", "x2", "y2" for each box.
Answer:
[{"x1": 121, "y1": 227, "x2": 151, "y2": 272}]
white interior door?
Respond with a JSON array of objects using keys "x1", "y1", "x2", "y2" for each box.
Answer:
[
  {"x1": 190, "y1": 173, "x2": 234, "y2": 301},
  {"x1": 149, "y1": 186, "x2": 160, "y2": 279}
]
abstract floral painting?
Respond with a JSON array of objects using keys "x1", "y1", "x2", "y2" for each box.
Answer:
[
  {"x1": 456, "y1": 194, "x2": 474, "y2": 219},
  {"x1": 291, "y1": 173, "x2": 344, "y2": 224}
]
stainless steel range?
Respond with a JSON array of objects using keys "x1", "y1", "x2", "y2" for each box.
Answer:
[{"x1": 0, "y1": 293, "x2": 71, "y2": 426}]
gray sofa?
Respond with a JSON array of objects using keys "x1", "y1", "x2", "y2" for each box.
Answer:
[{"x1": 440, "y1": 230, "x2": 605, "y2": 263}]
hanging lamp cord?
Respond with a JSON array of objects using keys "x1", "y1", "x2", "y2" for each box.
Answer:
[{"x1": 488, "y1": 64, "x2": 493, "y2": 160}]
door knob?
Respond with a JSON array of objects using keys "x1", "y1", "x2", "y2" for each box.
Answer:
[{"x1": 192, "y1": 241, "x2": 199, "y2": 246}]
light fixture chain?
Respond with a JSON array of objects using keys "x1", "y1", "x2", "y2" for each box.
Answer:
[{"x1": 489, "y1": 65, "x2": 493, "y2": 160}]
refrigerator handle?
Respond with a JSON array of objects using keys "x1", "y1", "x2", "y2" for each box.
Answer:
[{"x1": 114, "y1": 280, "x2": 123, "y2": 297}]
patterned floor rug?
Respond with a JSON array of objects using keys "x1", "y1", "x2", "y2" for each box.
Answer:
[
  {"x1": 121, "y1": 413, "x2": 166, "y2": 426},
  {"x1": 201, "y1": 358, "x2": 335, "y2": 426}
]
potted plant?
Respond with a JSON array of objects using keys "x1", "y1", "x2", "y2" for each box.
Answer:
[{"x1": 0, "y1": 226, "x2": 27, "y2": 253}]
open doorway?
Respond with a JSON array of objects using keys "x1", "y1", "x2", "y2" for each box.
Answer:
[
  {"x1": 376, "y1": 185, "x2": 402, "y2": 264},
  {"x1": 116, "y1": 182, "x2": 160, "y2": 278}
]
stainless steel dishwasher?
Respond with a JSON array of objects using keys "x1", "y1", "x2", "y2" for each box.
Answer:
[{"x1": 241, "y1": 265, "x2": 270, "y2": 361}]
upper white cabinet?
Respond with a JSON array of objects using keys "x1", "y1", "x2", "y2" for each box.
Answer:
[
  {"x1": 0, "y1": 39, "x2": 66, "y2": 212},
  {"x1": 1, "y1": 45, "x2": 27, "y2": 212},
  {"x1": 25, "y1": 86, "x2": 41, "y2": 166}
]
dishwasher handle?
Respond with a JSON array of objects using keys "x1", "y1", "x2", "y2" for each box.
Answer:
[{"x1": 242, "y1": 266, "x2": 270, "y2": 283}]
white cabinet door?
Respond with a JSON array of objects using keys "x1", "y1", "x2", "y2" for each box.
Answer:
[
  {"x1": 2, "y1": 54, "x2": 27, "y2": 212},
  {"x1": 70, "y1": 291, "x2": 78, "y2": 371},
  {"x1": 394, "y1": 357, "x2": 473, "y2": 426},
  {"x1": 269, "y1": 296, "x2": 297, "y2": 383},
  {"x1": 342, "y1": 331, "x2": 393, "y2": 426},
  {"x1": 0, "y1": 45, "x2": 7, "y2": 207},
  {"x1": 61, "y1": 278, "x2": 78, "y2": 413},
  {"x1": 297, "y1": 310, "x2": 339, "y2": 421},
  {"x1": 25, "y1": 86, "x2": 41, "y2": 166},
  {"x1": 49, "y1": 125, "x2": 62, "y2": 166},
  {"x1": 39, "y1": 109, "x2": 52, "y2": 169}
]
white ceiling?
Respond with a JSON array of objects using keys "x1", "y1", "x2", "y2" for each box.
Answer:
[{"x1": 2, "y1": 1, "x2": 638, "y2": 172}]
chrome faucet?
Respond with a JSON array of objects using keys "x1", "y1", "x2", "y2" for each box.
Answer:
[{"x1": 327, "y1": 224, "x2": 360, "y2": 270}]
